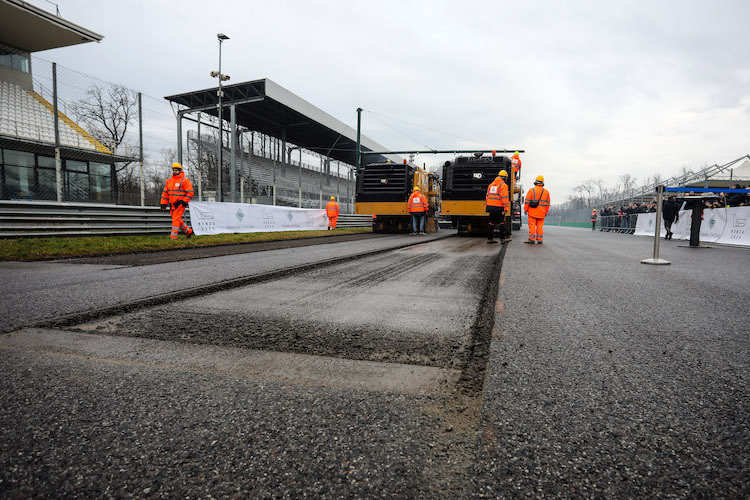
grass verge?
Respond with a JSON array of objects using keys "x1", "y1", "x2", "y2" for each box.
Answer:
[{"x1": 0, "y1": 228, "x2": 372, "y2": 262}]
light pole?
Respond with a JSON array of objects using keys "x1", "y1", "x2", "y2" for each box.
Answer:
[{"x1": 211, "y1": 33, "x2": 230, "y2": 201}]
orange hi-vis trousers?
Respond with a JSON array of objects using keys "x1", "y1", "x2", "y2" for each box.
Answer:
[
  {"x1": 328, "y1": 215, "x2": 338, "y2": 229},
  {"x1": 528, "y1": 215, "x2": 545, "y2": 242},
  {"x1": 170, "y1": 205, "x2": 193, "y2": 239}
]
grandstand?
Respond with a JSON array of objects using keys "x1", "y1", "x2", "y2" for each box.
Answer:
[
  {"x1": 0, "y1": 0, "x2": 134, "y2": 203},
  {"x1": 1, "y1": 80, "x2": 112, "y2": 153}
]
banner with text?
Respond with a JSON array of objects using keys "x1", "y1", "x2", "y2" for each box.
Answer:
[
  {"x1": 715, "y1": 207, "x2": 750, "y2": 246},
  {"x1": 189, "y1": 202, "x2": 328, "y2": 235},
  {"x1": 634, "y1": 206, "x2": 749, "y2": 246}
]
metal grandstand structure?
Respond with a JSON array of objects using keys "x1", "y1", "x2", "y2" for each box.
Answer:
[
  {"x1": 165, "y1": 78, "x2": 404, "y2": 209},
  {"x1": 599, "y1": 154, "x2": 750, "y2": 208}
]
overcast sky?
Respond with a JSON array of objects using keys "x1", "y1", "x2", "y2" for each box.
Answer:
[{"x1": 36, "y1": 0, "x2": 750, "y2": 202}]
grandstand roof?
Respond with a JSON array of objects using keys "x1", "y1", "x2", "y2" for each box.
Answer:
[
  {"x1": 164, "y1": 78, "x2": 401, "y2": 166},
  {"x1": 0, "y1": 0, "x2": 102, "y2": 52}
]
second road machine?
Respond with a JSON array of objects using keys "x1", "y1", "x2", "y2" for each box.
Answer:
[
  {"x1": 441, "y1": 152, "x2": 522, "y2": 236},
  {"x1": 355, "y1": 161, "x2": 441, "y2": 233}
]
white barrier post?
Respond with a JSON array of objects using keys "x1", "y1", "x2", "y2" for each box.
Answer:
[{"x1": 641, "y1": 185, "x2": 671, "y2": 265}]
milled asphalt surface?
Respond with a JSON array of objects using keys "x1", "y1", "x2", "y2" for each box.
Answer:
[
  {"x1": 0, "y1": 232, "x2": 446, "y2": 333},
  {"x1": 1, "y1": 234, "x2": 502, "y2": 497},
  {"x1": 1, "y1": 226, "x2": 748, "y2": 497},
  {"x1": 474, "y1": 226, "x2": 749, "y2": 497}
]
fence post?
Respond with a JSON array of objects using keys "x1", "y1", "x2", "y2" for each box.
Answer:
[
  {"x1": 176, "y1": 111, "x2": 183, "y2": 164},
  {"x1": 230, "y1": 104, "x2": 237, "y2": 203},
  {"x1": 53, "y1": 63, "x2": 62, "y2": 202},
  {"x1": 197, "y1": 112, "x2": 202, "y2": 201},
  {"x1": 138, "y1": 92, "x2": 145, "y2": 206},
  {"x1": 641, "y1": 185, "x2": 670, "y2": 265}
]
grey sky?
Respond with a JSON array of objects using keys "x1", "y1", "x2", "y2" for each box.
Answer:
[{"x1": 37, "y1": 0, "x2": 750, "y2": 202}]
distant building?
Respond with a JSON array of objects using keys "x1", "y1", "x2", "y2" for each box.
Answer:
[{"x1": 0, "y1": 0, "x2": 133, "y2": 202}]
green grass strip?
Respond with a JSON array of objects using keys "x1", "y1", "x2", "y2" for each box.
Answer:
[{"x1": 0, "y1": 228, "x2": 372, "y2": 261}]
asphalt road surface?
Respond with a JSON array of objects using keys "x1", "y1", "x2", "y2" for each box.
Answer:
[{"x1": 1, "y1": 226, "x2": 748, "y2": 497}]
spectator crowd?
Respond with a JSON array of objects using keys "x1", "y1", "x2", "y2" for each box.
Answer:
[{"x1": 597, "y1": 184, "x2": 749, "y2": 233}]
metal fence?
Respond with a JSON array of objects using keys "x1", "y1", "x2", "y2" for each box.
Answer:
[
  {"x1": 0, "y1": 200, "x2": 371, "y2": 237},
  {"x1": 596, "y1": 214, "x2": 638, "y2": 234},
  {"x1": 1, "y1": 46, "x2": 356, "y2": 210}
]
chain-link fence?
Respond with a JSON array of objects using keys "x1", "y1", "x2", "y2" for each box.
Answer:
[{"x1": 0, "y1": 46, "x2": 355, "y2": 211}]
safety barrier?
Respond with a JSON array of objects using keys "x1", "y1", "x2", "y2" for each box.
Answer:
[
  {"x1": 597, "y1": 214, "x2": 639, "y2": 233},
  {"x1": 0, "y1": 200, "x2": 371, "y2": 237}
]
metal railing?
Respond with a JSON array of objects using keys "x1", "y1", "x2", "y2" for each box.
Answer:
[
  {"x1": 597, "y1": 214, "x2": 640, "y2": 233},
  {"x1": 0, "y1": 200, "x2": 371, "y2": 237}
]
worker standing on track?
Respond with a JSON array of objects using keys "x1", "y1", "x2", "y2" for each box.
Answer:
[
  {"x1": 485, "y1": 170, "x2": 511, "y2": 244},
  {"x1": 326, "y1": 196, "x2": 340, "y2": 230},
  {"x1": 160, "y1": 162, "x2": 194, "y2": 240},
  {"x1": 591, "y1": 208, "x2": 598, "y2": 230},
  {"x1": 408, "y1": 187, "x2": 429, "y2": 235},
  {"x1": 524, "y1": 175, "x2": 551, "y2": 244}
]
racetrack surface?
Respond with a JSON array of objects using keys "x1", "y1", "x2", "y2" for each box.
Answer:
[
  {"x1": 1, "y1": 235, "x2": 503, "y2": 497},
  {"x1": 474, "y1": 226, "x2": 749, "y2": 497},
  {"x1": 0, "y1": 226, "x2": 747, "y2": 496}
]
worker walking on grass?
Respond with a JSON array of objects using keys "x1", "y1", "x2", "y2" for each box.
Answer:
[
  {"x1": 160, "y1": 162, "x2": 194, "y2": 239},
  {"x1": 485, "y1": 170, "x2": 511, "y2": 244},
  {"x1": 408, "y1": 186, "x2": 429, "y2": 235},
  {"x1": 326, "y1": 196, "x2": 340, "y2": 230},
  {"x1": 524, "y1": 175, "x2": 551, "y2": 244}
]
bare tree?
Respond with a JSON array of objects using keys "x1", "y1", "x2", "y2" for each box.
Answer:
[
  {"x1": 619, "y1": 174, "x2": 637, "y2": 197},
  {"x1": 580, "y1": 178, "x2": 596, "y2": 207},
  {"x1": 594, "y1": 177, "x2": 606, "y2": 200},
  {"x1": 70, "y1": 84, "x2": 138, "y2": 161}
]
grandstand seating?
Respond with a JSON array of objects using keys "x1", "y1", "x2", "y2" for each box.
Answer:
[{"x1": 0, "y1": 80, "x2": 109, "y2": 152}]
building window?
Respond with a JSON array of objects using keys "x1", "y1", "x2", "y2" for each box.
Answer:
[
  {"x1": 2, "y1": 149, "x2": 35, "y2": 200},
  {"x1": 0, "y1": 50, "x2": 30, "y2": 74},
  {"x1": 65, "y1": 171, "x2": 89, "y2": 201},
  {"x1": 0, "y1": 148, "x2": 116, "y2": 203},
  {"x1": 65, "y1": 160, "x2": 88, "y2": 173},
  {"x1": 37, "y1": 156, "x2": 57, "y2": 200}
]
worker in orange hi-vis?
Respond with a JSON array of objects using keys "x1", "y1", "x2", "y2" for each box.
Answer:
[
  {"x1": 485, "y1": 170, "x2": 511, "y2": 244},
  {"x1": 160, "y1": 162, "x2": 194, "y2": 240},
  {"x1": 407, "y1": 186, "x2": 429, "y2": 235},
  {"x1": 511, "y1": 151, "x2": 522, "y2": 176},
  {"x1": 326, "y1": 196, "x2": 340, "y2": 230},
  {"x1": 524, "y1": 175, "x2": 551, "y2": 244}
]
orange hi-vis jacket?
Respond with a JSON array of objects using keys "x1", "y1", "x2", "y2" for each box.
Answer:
[
  {"x1": 161, "y1": 172, "x2": 194, "y2": 208},
  {"x1": 511, "y1": 154, "x2": 522, "y2": 174},
  {"x1": 408, "y1": 192, "x2": 428, "y2": 213},
  {"x1": 524, "y1": 185, "x2": 551, "y2": 218},
  {"x1": 485, "y1": 178, "x2": 510, "y2": 211},
  {"x1": 326, "y1": 201, "x2": 340, "y2": 217}
]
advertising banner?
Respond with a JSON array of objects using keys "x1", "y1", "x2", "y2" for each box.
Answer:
[
  {"x1": 698, "y1": 208, "x2": 726, "y2": 243},
  {"x1": 188, "y1": 201, "x2": 328, "y2": 236},
  {"x1": 633, "y1": 207, "x2": 749, "y2": 246},
  {"x1": 634, "y1": 213, "x2": 666, "y2": 237},
  {"x1": 715, "y1": 206, "x2": 750, "y2": 246},
  {"x1": 670, "y1": 211, "x2": 692, "y2": 240}
]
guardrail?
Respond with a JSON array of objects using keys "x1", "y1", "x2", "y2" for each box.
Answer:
[
  {"x1": 0, "y1": 200, "x2": 372, "y2": 237},
  {"x1": 598, "y1": 214, "x2": 638, "y2": 233}
]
